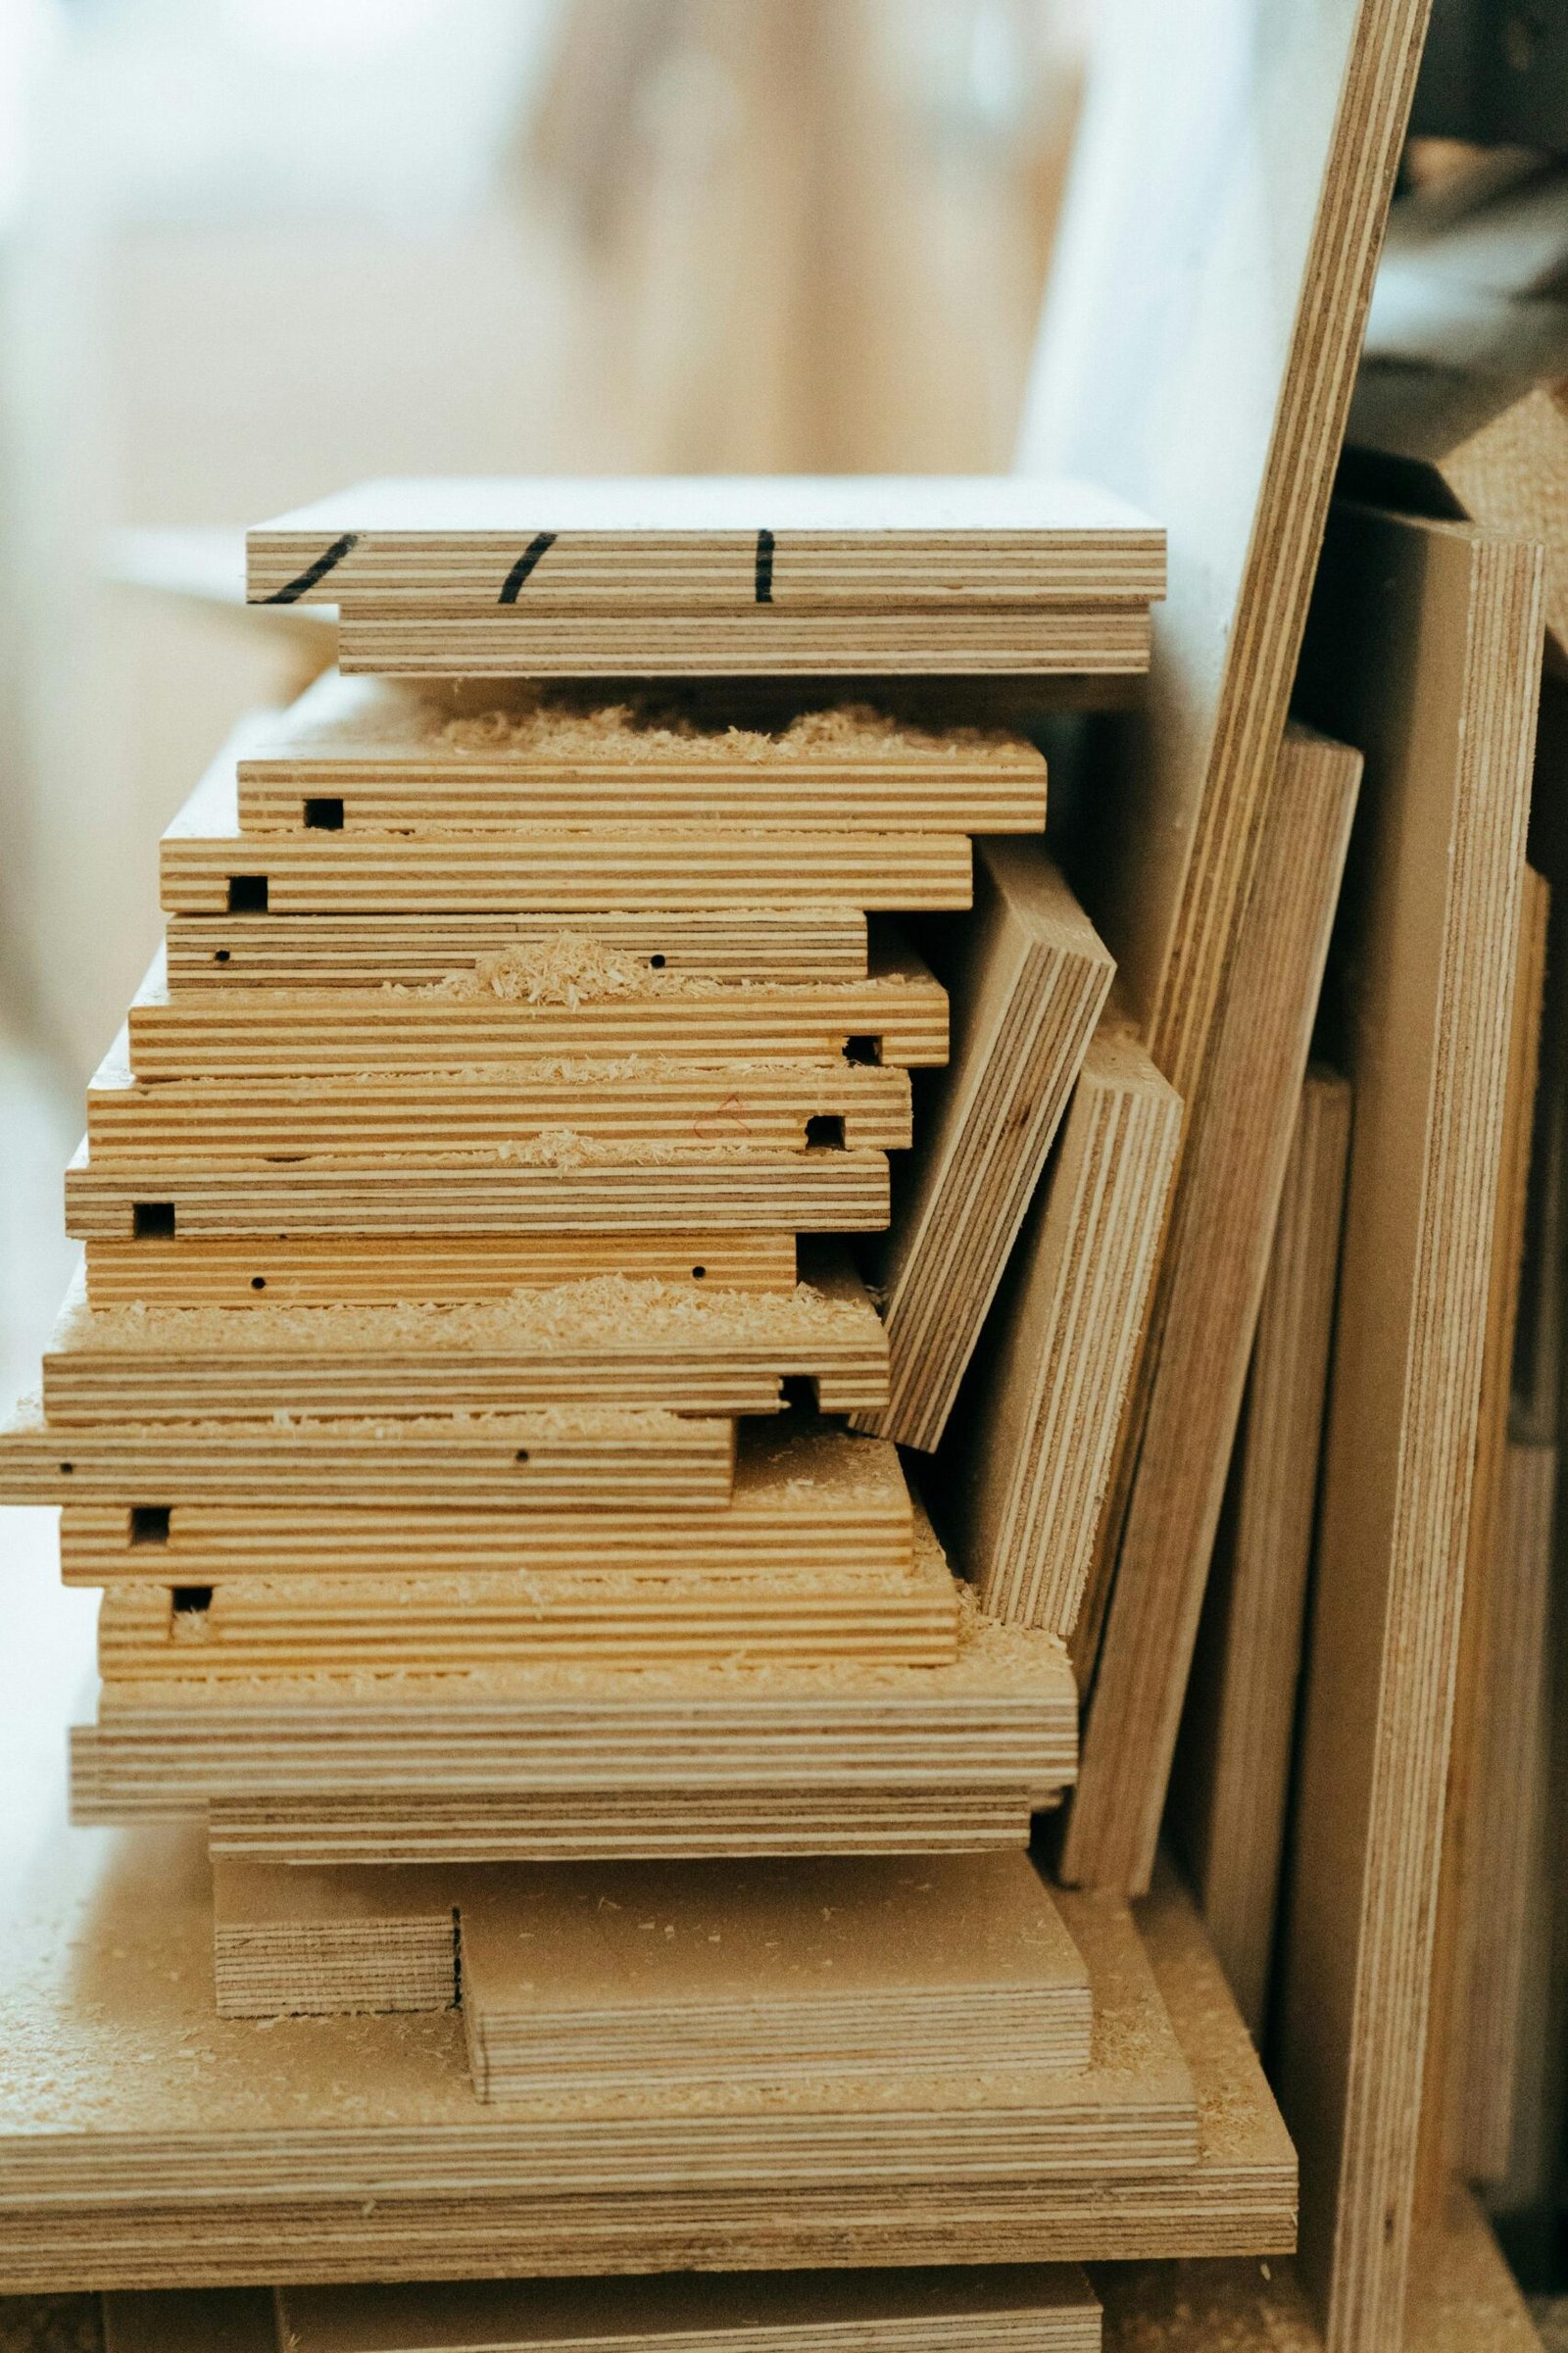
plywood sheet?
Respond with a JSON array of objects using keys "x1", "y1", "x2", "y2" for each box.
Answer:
[
  {"x1": 853, "y1": 842, "x2": 1113, "y2": 1451},
  {"x1": 1278, "y1": 506, "x2": 1543, "y2": 2353},
  {"x1": 950, "y1": 1019, "x2": 1181, "y2": 1637},
  {"x1": 1168, "y1": 1067, "x2": 1351, "y2": 2035}
]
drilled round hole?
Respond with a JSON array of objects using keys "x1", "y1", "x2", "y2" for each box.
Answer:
[
  {"x1": 691, "y1": 1264, "x2": 707, "y2": 1280},
  {"x1": 59, "y1": 1462, "x2": 74, "y2": 1475},
  {"x1": 650, "y1": 954, "x2": 666, "y2": 969},
  {"x1": 514, "y1": 1448, "x2": 530, "y2": 1464},
  {"x1": 251, "y1": 1276, "x2": 267, "y2": 1292},
  {"x1": 214, "y1": 950, "x2": 230, "y2": 964}
]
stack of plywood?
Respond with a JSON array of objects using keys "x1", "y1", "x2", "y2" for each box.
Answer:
[{"x1": 7, "y1": 487, "x2": 1172, "y2": 1852}]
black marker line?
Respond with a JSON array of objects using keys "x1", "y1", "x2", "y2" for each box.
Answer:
[
  {"x1": 755, "y1": 529, "x2": 774, "y2": 604},
  {"x1": 261, "y1": 532, "x2": 359, "y2": 605},
  {"x1": 499, "y1": 532, "x2": 558, "y2": 603}
]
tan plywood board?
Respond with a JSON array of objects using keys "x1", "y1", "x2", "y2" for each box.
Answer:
[
  {"x1": 237, "y1": 671, "x2": 1051, "y2": 834},
  {"x1": 107, "y1": 2267, "x2": 1102, "y2": 2353},
  {"x1": 274, "y1": 2267, "x2": 1102, "y2": 2353},
  {"x1": 82, "y1": 1234, "x2": 800, "y2": 1309},
  {"x1": 953, "y1": 1019, "x2": 1181, "y2": 1637},
  {"x1": 1277, "y1": 508, "x2": 1543, "y2": 2353},
  {"x1": 853, "y1": 842, "x2": 1114, "y2": 1451},
  {"x1": 1060, "y1": 728, "x2": 1360, "y2": 1892},
  {"x1": 124, "y1": 941, "x2": 950, "y2": 1075},
  {"x1": 64, "y1": 1142, "x2": 890, "y2": 1242},
  {"x1": 0, "y1": 1398, "x2": 735, "y2": 1512},
  {"x1": 1168, "y1": 1067, "x2": 1351, "y2": 2036},
  {"x1": 45, "y1": 1247, "x2": 888, "y2": 1420},
  {"x1": 87, "y1": 1042, "x2": 914, "y2": 1163},
  {"x1": 165, "y1": 907, "x2": 871, "y2": 992}
]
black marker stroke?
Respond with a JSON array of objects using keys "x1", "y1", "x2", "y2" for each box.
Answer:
[
  {"x1": 261, "y1": 532, "x2": 359, "y2": 605},
  {"x1": 499, "y1": 532, "x2": 558, "y2": 603}
]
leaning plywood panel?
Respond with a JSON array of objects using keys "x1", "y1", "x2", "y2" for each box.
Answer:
[
  {"x1": 1456, "y1": 1442, "x2": 1558, "y2": 2184},
  {"x1": 1417, "y1": 871, "x2": 1549, "y2": 2213},
  {"x1": 1059, "y1": 728, "x2": 1359, "y2": 1893},
  {"x1": 948, "y1": 1021, "x2": 1181, "y2": 1636},
  {"x1": 1017, "y1": 0, "x2": 1428, "y2": 1091},
  {"x1": 852, "y1": 843, "x2": 1113, "y2": 1452},
  {"x1": 1277, "y1": 506, "x2": 1543, "y2": 2353},
  {"x1": 1168, "y1": 1067, "x2": 1351, "y2": 2036}
]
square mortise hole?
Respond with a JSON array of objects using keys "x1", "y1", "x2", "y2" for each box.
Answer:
[
  {"x1": 227, "y1": 874, "x2": 270, "y2": 912},
  {"x1": 172, "y1": 1586, "x2": 213, "y2": 1618},
  {"x1": 806, "y1": 1113, "x2": 846, "y2": 1150},
  {"x1": 303, "y1": 797, "x2": 344, "y2": 831},
  {"x1": 133, "y1": 1201, "x2": 176, "y2": 1238},
  {"x1": 845, "y1": 1035, "x2": 880, "y2": 1065},
  {"x1": 130, "y1": 1505, "x2": 172, "y2": 1546}
]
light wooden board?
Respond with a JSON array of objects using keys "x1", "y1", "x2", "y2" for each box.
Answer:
[
  {"x1": 96, "y1": 1568, "x2": 957, "y2": 1679},
  {"x1": 237, "y1": 670, "x2": 1052, "y2": 834},
  {"x1": 87, "y1": 1041, "x2": 914, "y2": 1162},
  {"x1": 1016, "y1": 0, "x2": 1425, "y2": 1096},
  {"x1": 1096, "y1": 2185, "x2": 1544, "y2": 2351},
  {"x1": 851, "y1": 842, "x2": 1114, "y2": 1452},
  {"x1": 164, "y1": 907, "x2": 871, "y2": 992},
  {"x1": 1276, "y1": 506, "x2": 1543, "y2": 2353},
  {"x1": 107, "y1": 2267, "x2": 1102, "y2": 2353},
  {"x1": 83, "y1": 1233, "x2": 800, "y2": 1308},
  {"x1": 948, "y1": 1019, "x2": 1181, "y2": 1637},
  {"x1": 1417, "y1": 870, "x2": 1550, "y2": 2212},
  {"x1": 1456, "y1": 1442, "x2": 1558, "y2": 2185},
  {"x1": 62, "y1": 1421, "x2": 911, "y2": 1588},
  {"x1": 162, "y1": 743, "x2": 975, "y2": 915},
  {"x1": 1167, "y1": 1066, "x2": 1351, "y2": 2036},
  {"x1": 65, "y1": 1144, "x2": 890, "y2": 1242},
  {"x1": 0, "y1": 1400, "x2": 735, "y2": 1512},
  {"x1": 244, "y1": 474, "x2": 1166, "y2": 604},
  {"x1": 1059, "y1": 727, "x2": 1360, "y2": 1891},
  {"x1": 332, "y1": 605, "x2": 1153, "y2": 680},
  {"x1": 125, "y1": 943, "x2": 950, "y2": 1075},
  {"x1": 44, "y1": 1248, "x2": 887, "y2": 1422},
  {"x1": 275, "y1": 2267, "x2": 1102, "y2": 2353},
  {"x1": 211, "y1": 1853, "x2": 1090, "y2": 2088},
  {"x1": 0, "y1": 1836, "x2": 1297, "y2": 2289}
]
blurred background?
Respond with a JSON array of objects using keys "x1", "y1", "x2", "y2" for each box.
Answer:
[{"x1": 0, "y1": 0, "x2": 1090, "y2": 1409}]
